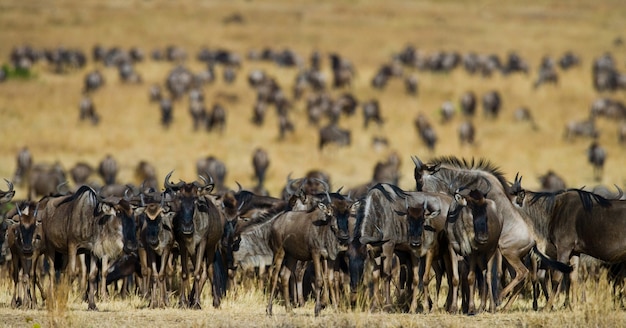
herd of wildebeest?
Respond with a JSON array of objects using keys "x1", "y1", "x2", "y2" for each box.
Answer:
[{"x1": 2, "y1": 39, "x2": 626, "y2": 316}]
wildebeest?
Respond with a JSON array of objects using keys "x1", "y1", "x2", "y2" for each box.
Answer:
[
  {"x1": 12, "y1": 146, "x2": 33, "y2": 187},
  {"x1": 79, "y1": 96, "x2": 99, "y2": 125},
  {"x1": 28, "y1": 162, "x2": 68, "y2": 200},
  {"x1": 458, "y1": 120, "x2": 476, "y2": 146},
  {"x1": 319, "y1": 123, "x2": 351, "y2": 150},
  {"x1": 83, "y1": 70, "x2": 105, "y2": 94},
  {"x1": 358, "y1": 183, "x2": 446, "y2": 313},
  {"x1": 135, "y1": 160, "x2": 159, "y2": 192},
  {"x1": 329, "y1": 53, "x2": 354, "y2": 89},
  {"x1": 405, "y1": 75, "x2": 418, "y2": 96},
  {"x1": 252, "y1": 148, "x2": 270, "y2": 191},
  {"x1": 189, "y1": 99, "x2": 207, "y2": 131},
  {"x1": 38, "y1": 185, "x2": 139, "y2": 310},
  {"x1": 98, "y1": 154, "x2": 118, "y2": 186},
  {"x1": 266, "y1": 189, "x2": 357, "y2": 316},
  {"x1": 362, "y1": 99, "x2": 384, "y2": 128},
  {"x1": 159, "y1": 98, "x2": 174, "y2": 128},
  {"x1": 414, "y1": 113, "x2": 437, "y2": 152},
  {"x1": 164, "y1": 172, "x2": 227, "y2": 308},
  {"x1": 148, "y1": 84, "x2": 162, "y2": 103},
  {"x1": 440, "y1": 101, "x2": 455, "y2": 124},
  {"x1": 207, "y1": 103, "x2": 227, "y2": 133},
  {"x1": 587, "y1": 141, "x2": 606, "y2": 182},
  {"x1": 69, "y1": 162, "x2": 94, "y2": 187},
  {"x1": 460, "y1": 91, "x2": 477, "y2": 117},
  {"x1": 509, "y1": 176, "x2": 626, "y2": 309},
  {"x1": 559, "y1": 51, "x2": 580, "y2": 70},
  {"x1": 7, "y1": 202, "x2": 44, "y2": 309},
  {"x1": 533, "y1": 56, "x2": 559, "y2": 89},
  {"x1": 197, "y1": 156, "x2": 228, "y2": 195},
  {"x1": 538, "y1": 170, "x2": 566, "y2": 192},
  {"x1": 482, "y1": 91, "x2": 501, "y2": 119},
  {"x1": 1, "y1": 179, "x2": 16, "y2": 205},
  {"x1": 412, "y1": 156, "x2": 572, "y2": 310},
  {"x1": 564, "y1": 117, "x2": 598, "y2": 140}
]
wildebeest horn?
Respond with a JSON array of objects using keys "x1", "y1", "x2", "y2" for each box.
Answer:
[
  {"x1": 16, "y1": 203, "x2": 22, "y2": 217},
  {"x1": 315, "y1": 178, "x2": 332, "y2": 203},
  {"x1": 164, "y1": 170, "x2": 185, "y2": 190},
  {"x1": 57, "y1": 181, "x2": 69, "y2": 195},
  {"x1": 3, "y1": 179, "x2": 13, "y2": 193},
  {"x1": 140, "y1": 193, "x2": 146, "y2": 207},
  {"x1": 236, "y1": 181, "x2": 243, "y2": 193},
  {"x1": 512, "y1": 172, "x2": 523, "y2": 193},
  {"x1": 411, "y1": 155, "x2": 423, "y2": 170},
  {"x1": 614, "y1": 184, "x2": 623, "y2": 200},
  {"x1": 481, "y1": 176, "x2": 492, "y2": 197},
  {"x1": 336, "y1": 186, "x2": 344, "y2": 194}
]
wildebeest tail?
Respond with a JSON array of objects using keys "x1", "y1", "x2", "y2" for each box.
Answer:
[
  {"x1": 213, "y1": 249, "x2": 228, "y2": 298},
  {"x1": 532, "y1": 245, "x2": 573, "y2": 273}
]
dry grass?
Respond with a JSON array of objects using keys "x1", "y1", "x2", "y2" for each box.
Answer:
[{"x1": 1, "y1": 0, "x2": 626, "y2": 326}]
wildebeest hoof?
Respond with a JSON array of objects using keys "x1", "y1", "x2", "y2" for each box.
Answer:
[{"x1": 88, "y1": 304, "x2": 98, "y2": 311}]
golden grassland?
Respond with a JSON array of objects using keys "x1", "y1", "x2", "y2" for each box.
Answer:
[{"x1": 1, "y1": 0, "x2": 626, "y2": 326}]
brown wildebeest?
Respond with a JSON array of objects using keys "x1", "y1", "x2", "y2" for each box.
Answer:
[
  {"x1": 587, "y1": 141, "x2": 606, "y2": 182},
  {"x1": 69, "y1": 162, "x2": 94, "y2": 188},
  {"x1": 538, "y1": 170, "x2": 566, "y2": 192},
  {"x1": 414, "y1": 113, "x2": 437, "y2": 152},
  {"x1": 482, "y1": 91, "x2": 501, "y2": 119},
  {"x1": 358, "y1": 183, "x2": 446, "y2": 313},
  {"x1": 197, "y1": 156, "x2": 228, "y2": 194},
  {"x1": 164, "y1": 172, "x2": 227, "y2": 309},
  {"x1": 266, "y1": 190, "x2": 357, "y2": 316},
  {"x1": 1, "y1": 179, "x2": 15, "y2": 204},
  {"x1": 347, "y1": 152, "x2": 401, "y2": 200},
  {"x1": 412, "y1": 156, "x2": 571, "y2": 310},
  {"x1": 445, "y1": 183, "x2": 501, "y2": 314},
  {"x1": 79, "y1": 96, "x2": 99, "y2": 125},
  {"x1": 7, "y1": 202, "x2": 45, "y2": 309},
  {"x1": 207, "y1": 103, "x2": 227, "y2": 133},
  {"x1": 135, "y1": 160, "x2": 158, "y2": 191},
  {"x1": 510, "y1": 175, "x2": 625, "y2": 310},
  {"x1": 137, "y1": 199, "x2": 176, "y2": 308},
  {"x1": 319, "y1": 123, "x2": 351, "y2": 150},
  {"x1": 362, "y1": 99, "x2": 384, "y2": 128},
  {"x1": 252, "y1": 148, "x2": 270, "y2": 190},
  {"x1": 28, "y1": 162, "x2": 68, "y2": 200},
  {"x1": 98, "y1": 154, "x2": 118, "y2": 186},
  {"x1": 460, "y1": 91, "x2": 476, "y2": 117},
  {"x1": 12, "y1": 146, "x2": 33, "y2": 187},
  {"x1": 38, "y1": 185, "x2": 139, "y2": 310},
  {"x1": 458, "y1": 120, "x2": 475, "y2": 146}
]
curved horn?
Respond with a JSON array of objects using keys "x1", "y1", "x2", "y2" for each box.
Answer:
[
  {"x1": 315, "y1": 178, "x2": 332, "y2": 203},
  {"x1": 3, "y1": 179, "x2": 14, "y2": 193},
  {"x1": 16, "y1": 203, "x2": 22, "y2": 217},
  {"x1": 481, "y1": 176, "x2": 492, "y2": 197},
  {"x1": 140, "y1": 193, "x2": 146, "y2": 207},
  {"x1": 614, "y1": 184, "x2": 624, "y2": 200},
  {"x1": 236, "y1": 181, "x2": 243, "y2": 193},
  {"x1": 411, "y1": 155, "x2": 423, "y2": 170},
  {"x1": 423, "y1": 198, "x2": 428, "y2": 212},
  {"x1": 284, "y1": 173, "x2": 296, "y2": 195},
  {"x1": 57, "y1": 181, "x2": 69, "y2": 195},
  {"x1": 164, "y1": 170, "x2": 177, "y2": 190}
]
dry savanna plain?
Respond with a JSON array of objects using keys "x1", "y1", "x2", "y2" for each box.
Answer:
[{"x1": 1, "y1": 0, "x2": 626, "y2": 327}]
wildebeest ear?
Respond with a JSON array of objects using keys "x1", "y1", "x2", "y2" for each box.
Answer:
[
  {"x1": 317, "y1": 202, "x2": 329, "y2": 220},
  {"x1": 134, "y1": 207, "x2": 146, "y2": 216},
  {"x1": 454, "y1": 193, "x2": 467, "y2": 206},
  {"x1": 350, "y1": 200, "x2": 361, "y2": 215},
  {"x1": 426, "y1": 210, "x2": 441, "y2": 219}
]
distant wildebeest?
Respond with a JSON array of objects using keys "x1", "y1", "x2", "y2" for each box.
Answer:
[
  {"x1": 502, "y1": 51, "x2": 529, "y2": 75},
  {"x1": 482, "y1": 91, "x2": 501, "y2": 118},
  {"x1": 329, "y1": 53, "x2": 354, "y2": 89},
  {"x1": 7, "y1": 202, "x2": 44, "y2": 309},
  {"x1": 160, "y1": 98, "x2": 174, "y2": 128},
  {"x1": 513, "y1": 107, "x2": 539, "y2": 130},
  {"x1": 414, "y1": 113, "x2": 437, "y2": 152},
  {"x1": 266, "y1": 186, "x2": 357, "y2": 316},
  {"x1": 149, "y1": 84, "x2": 162, "y2": 103},
  {"x1": 278, "y1": 114, "x2": 295, "y2": 141},
  {"x1": 564, "y1": 117, "x2": 598, "y2": 140},
  {"x1": 28, "y1": 162, "x2": 68, "y2": 200},
  {"x1": 538, "y1": 170, "x2": 566, "y2": 192},
  {"x1": 460, "y1": 91, "x2": 477, "y2": 117},
  {"x1": 12, "y1": 146, "x2": 32, "y2": 187},
  {"x1": 509, "y1": 176, "x2": 626, "y2": 310},
  {"x1": 135, "y1": 160, "x2": 158, "y2": 191},
  {"x1": 189, "y1": 99, "x2": 207, "y2": 131},
  {"x1": 590, "y1": 97, "x2": 626, "y2": 119},
  {"x1": 458, "y1": 120, "x2": 475, "y2": 146},
  {"x1": 197, "y1": 156, "x2": 228, "y2": 194},
  {"x1": 587, "y1": 141, "x2": 606, "y2": 182},
  {"x1": 0, "y1": 179, "x2": 15, "y2": 204},
  {"x1": 83, "y1": 70, "x2": 105, "y2": 94},
  {"x1": 118, "y1": 61, "x2": 142, "y2": 84},
  {"x1": 98, "y1": 154, "x2": 118, "y2": 186},
  {"x1": 207, "y1": 103, "x2": 227, "y2": 133},
  {"x1": 319, "y1": 123, "x2": 351, "y2": 150},
  {"x1": 69, "y1": 162, "x2": 94, "y2": 187},
  {"x1": 533, "y1": 56, "x2": 558, "y2": 89},
  {"x1": 559, "y1": 51, "x2": 580, "y2": 70},
  {"x1": 164, "y1": 172, "x2": 227, "y2": 309},
  {"x1": 405, "y1": 75, "x2": 418, "y2": 96},
  {"x1": 79, "y1": 96, "x2": 99, "y2": 125},
  {"x1": 347, "y1": 152, "x2": 402, "y2": 199},
  {"x1": 362, "y1": 99, "x2": 384, "y2": 128},
  {"x1": 38, "y1": 185, "x2": 139, "y2": 310},
  {"x1": 618, "y1": 122, "x2": 626, "y2": 145},
  {"x1": 440, "y1": 101, "x2": 455, "y2": 124},
  {"x1": 165, "y1": 65, "x2": 194, "y2": 100},
  {"x1": 412, "y1": 156, "x2": 572, "y2": 310},
  {"x1": 251, "y1": 101, "x2": 267, "y2": 126},
  {"x1": 252, "y1": 148, "x2": 270, "y2": 190},
  {"x1": 223, "y1": 66, "x2": 237, "y2": 84}
]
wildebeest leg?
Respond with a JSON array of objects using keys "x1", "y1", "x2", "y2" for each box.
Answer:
[
  {"x1": 149, "y1": 255, "x2": 159, "y2": 308},
  {"x1": 178, "y1": 247, "x2": 190, "y2": 308},
  {"x1": 99, "y1": 256, "x2": 109, "y2": 302},
  {"x1": 191, "y1": 241, "x2": 208, "y2": 309},
  {"x1": 447, "y1": 245, "x2": 460, "y2": 314},
  {"x1": 565, "y1": 255, "x2": 580, "y2": 309},
  {"x1": 87, "y1": 256, "x2": 99, "y2": 310},
  {"x1": 418, "y1": 250, "x2": 435, "y2": 313},
  {"x1": 11, "y1": 257, "x2": 21, "y2": 308},
  {"x1": 79, "y1": 254, "x2": 87, "y2": 292},
  {"x1": 266, "y1": 247, "x2": 285, "y2": 316},
  {"x1": 408, "y1": 253, "x2": 421, "y2": 313},
  {"x1": 280, "y1": 257, "x2": 297, "y2": 314},
  {"x1": 369, "y1": 256, "x2": 382, "y2": 311},
  {"x1": 498, "y1": 251, "x2": 529, "y2": 311},
  {"x1": 544, "y1": 249, "x2": 572, "y2": 311},
  {"x1": 381, "y1": 242, "x2": 395, "y2": 311},
  {"x1": 323, "y1": 259, "x2": 335, "y2": 308},
  {"x1": 159, "y1": 249, "x2": 172, "y2": 307},
  {"x1": 467, "y1": 256, "x2": 478, "y2": 315},
  {"x1": 138, "y1": 248, "x2": 150, "y2": 299},
  {"x1": 485, "y1": 254, "x2": 497, "y2": 313},
  {"x1": 294, "y1": 261, "x2": 307, "y2": 307},
  {"x1": 312, "y1": 250, "x2": 324, "y2": 317}
]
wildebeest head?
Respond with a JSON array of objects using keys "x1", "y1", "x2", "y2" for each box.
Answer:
[
  {"x1": 396, "y1": 199, "x2": 440, "y2": 248},
  {"x1": 510, "y1": 173, "x2": 526, "y2": 207},
  {"x1": 164, "y1": 171, "x2": 214, "y2": 236},
  {"x1": 114, "y1": 199, "x2": 139, "y2": 254},
  {"x1": 0, "y1": 179, "x2": 15, "y2": 205},
  {"x1": 466, "y1": 189, "x2": 489, "y2": 244},
  {"x1": 412, "y1": 156, "x2": 440, "y2": 191},
  {"x1": 140, "y1": 202, "x2": 175, "y2": 249},
  {"x1": 14, "y1": 202, "x2": 41, "y2": 256}
]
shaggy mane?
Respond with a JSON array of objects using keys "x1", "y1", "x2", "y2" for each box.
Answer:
[{"x1": 430, "y1": 156, "x2": 511, "y2": 194}]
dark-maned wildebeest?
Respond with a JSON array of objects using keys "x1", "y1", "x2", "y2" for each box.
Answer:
[
  {"x1": 458, "y1": 120, "x2": 475, "y2": 146},
  {"x1": 460, "y1": 91, "x2": 477, "y2": 117},
  {"x1": 98, "y1": 154, "x2": 118, "y2": 186},
  {"x1": 538, "y1": 170, "x2": 566, "y2": 192},
  {"x1": 79, "y1": 96, "x2": 99, "y2": 125},
  {"x1": 509, "y1": 176, "x2": 626, "y2": 309},
  {"x1": 165, "y1": 65, "x2": 193, "y2": 100},
  {"x1": 329, "y1": 53, "x2": 354, "y2": 89},
  {"x1": 533, "y1": 57, "x2": 558, "y2": 89},
  {"x1": 414, "y1": 113, "x2": 437, "y2": 152},
  {"x1": 362, "y1": 99, "x2": 384, "y2": 128},
  {"x1": 279, "y1": 114, "x2": 295, "y2": 140},
  {"x1": 482, "y1": 91, "x2": 501, "y2": 119},
  {"x1": 559, "y1": 51, "x2": 580, "y2": 70},
  {"x1": 13, "y1": 146, "x2": 33, "y2": 187},
  {"x1": 412, "y1": 156, "x2": 572, "y2": 310},
  {"x1": 7, "y1": 202, "x2": 44, "y2": 309},
  {"x1": 252, "y1": 148, "x2": 270, "y2": 190},
  {"x1": 1, "y1": 179, "x2": 16, "y2": 204},
  {"x1": 319, "y1": 123, "x2": 351, "y2": 150},
  {"x1": 38, "y1": 186, "x2": 138, "y2": 310},
  {"x1": 358, "y1": 183, "x2": 446, "y2": 313},
  {"x1": 160, "y1": 98, "x2": 174, "y2": 128},
  {"x1": 587, "y1": 141, "x2": 606, "y2": 182},
  {"x1": 164, "y1": 172, "x2": 226, "y2": 309},
  {"x1": 266, "y1": 189, "x2": 357, "y2": 316},
  {"x1": 28, "y1": 162, "x2": 68, "y2": 200},
  {"x1": 445, "y1": 183, "x2": 501, "y2": 314}
]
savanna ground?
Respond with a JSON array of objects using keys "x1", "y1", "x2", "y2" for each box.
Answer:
[{"x1": 1, "y1": 0, "x2": 626, "y2": 326}]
